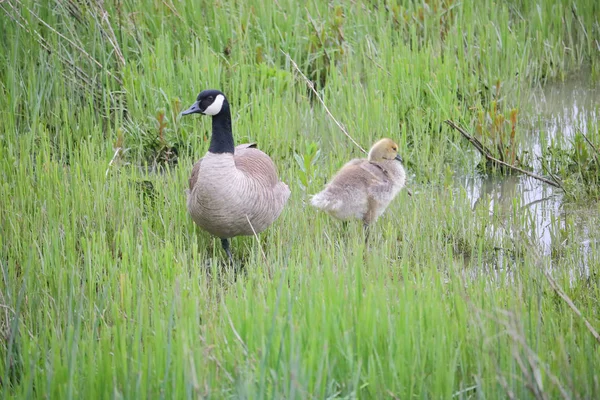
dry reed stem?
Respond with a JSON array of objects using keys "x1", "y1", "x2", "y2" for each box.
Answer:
[
  {"x1": 283, "y1": 50, "x2": 414, "y2": 196},
  {"x1": 13, "y1": 0, "x2": 123, "y2": 85},
  {"x1": 544, "y1": 271, "x2": 600, "y2": 345},
  {"x1": 245, "y1": 215, "x2": 270, "y2": 275}
]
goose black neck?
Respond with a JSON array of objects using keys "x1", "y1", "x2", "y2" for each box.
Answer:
[{"x1": 208, "y1": 105, "x2": 235, "y2": 154}]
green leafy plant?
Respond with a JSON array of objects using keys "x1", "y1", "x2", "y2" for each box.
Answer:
[
  {"x1": 543, "y1": 131, "x2": 600, "y2": 200},
  {"x1": 474, "y1": 82, "x2": 525, "y2": 173},
  {"x1": 294, "y1": 141, "x2": 321, "y2": 193}
]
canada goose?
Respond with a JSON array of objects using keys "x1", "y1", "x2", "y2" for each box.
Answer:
[
  {"x1": 180, "y1": 89, "x2": 290, "y2": 262},
  {"x1": 310, "y1": 138, "x2": 406, "y2": 230}
]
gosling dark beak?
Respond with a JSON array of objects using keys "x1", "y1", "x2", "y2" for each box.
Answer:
[
  {"x1": 180, "y1": 101, "x2": 202, "y2": 116},
  {"x1": 394, "y1": 154, "x2": 404, "y2": 163}
]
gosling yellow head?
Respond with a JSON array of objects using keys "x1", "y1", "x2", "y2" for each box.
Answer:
[{"x1": 368, "y1": 138, "x2": 404, "y2": 163}]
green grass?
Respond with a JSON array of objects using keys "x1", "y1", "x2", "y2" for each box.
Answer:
[{"x1": 1, "y1": 0, "x2": 599, "y2": 398}]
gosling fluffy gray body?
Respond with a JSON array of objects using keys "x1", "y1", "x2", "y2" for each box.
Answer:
[
  {"x1": 187, "y1": 144, "x2": 290, "y2": 239},
  {"x1": 311, "y1": 139, "x2": 406, "y2": 226}
]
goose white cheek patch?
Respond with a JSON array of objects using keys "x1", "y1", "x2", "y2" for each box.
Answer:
[{"x1": 203, "y1": 94, "x2": 225, "y2": 115}]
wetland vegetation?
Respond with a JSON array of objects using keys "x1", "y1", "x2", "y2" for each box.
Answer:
[{"x1": 1, "y1": 0, "x2": 599, "y2": 398}]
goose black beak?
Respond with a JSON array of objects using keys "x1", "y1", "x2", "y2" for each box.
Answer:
[
  {"x1": 180, "y1": 101, "x2": 202, "y2": 116},
  {"x1": 394, "y1": 154, "x2": 404, "y2": 163}
]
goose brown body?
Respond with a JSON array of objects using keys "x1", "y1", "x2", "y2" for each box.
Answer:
[
  {"x1": 311, "y1": 139, "x2": 406, "y2": 226},
  {"x1": 187, "y1": 143, "x2": 290, "y2": 238},
  {"x1": 181, "y1": 89, "x2": 290, "y2": 260}
]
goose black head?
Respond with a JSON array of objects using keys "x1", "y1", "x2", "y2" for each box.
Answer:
[{"x1": 181, "y1": 89, "x2": 228, "y2": 117}]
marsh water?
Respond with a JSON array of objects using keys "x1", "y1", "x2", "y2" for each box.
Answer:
[{"x1": 460, "y1": 71, "x2": 599, "y2": 270}]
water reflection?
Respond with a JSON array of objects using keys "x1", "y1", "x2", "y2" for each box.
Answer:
[
  {"x1": 462, "y1": 70, "x2": 599, "y2": 266},
  {"x1": 463, "y1": 174, "x2": 562, "y2": 255},
  {"x1": 525, "y1": 71, "x2": 600, "y2": 140}
]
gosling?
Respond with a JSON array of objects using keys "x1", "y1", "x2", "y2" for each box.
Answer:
[
  {"x1": 180, "y1": 89, "x2": 290, "y2": 263},
  {"x1": 311, "y1": 138, "x2": 406, "y2": 229}
]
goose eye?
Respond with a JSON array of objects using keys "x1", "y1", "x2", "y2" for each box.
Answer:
[{"x1": 207, "y1": 96, "x2": 214, "y2": 102}]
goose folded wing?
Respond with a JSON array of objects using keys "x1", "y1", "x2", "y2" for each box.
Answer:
[
  {"x1": 189, "y1": 158, "x2": 203, "y2": 191},
  {"x1": 233, "y1": 145, "x2": 280, "y2": 187}
]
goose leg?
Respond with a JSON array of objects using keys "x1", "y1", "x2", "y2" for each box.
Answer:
[
  {"x1": 363, "y1": 197, "x2": 377, "y2": 244},
  {"x1": 221, "y1": 238, "x2": 234, "y2": 264}
]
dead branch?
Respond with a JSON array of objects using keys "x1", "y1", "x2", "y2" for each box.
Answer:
[
  {"x1": 444, "y1": 120, "x2": 562, "y2": 189},
  {"x1": 540, "y1": 159, "x2": 564, "y2": 189}
]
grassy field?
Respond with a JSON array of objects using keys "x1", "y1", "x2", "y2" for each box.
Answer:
[{"x1": 1, "y1": 0, "x2": 600, "y2": 398}]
